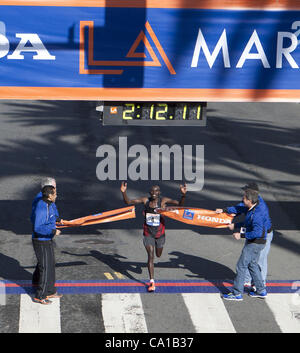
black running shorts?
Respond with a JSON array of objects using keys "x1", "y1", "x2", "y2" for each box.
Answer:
[{"x1": 143, "y1": 234, "x2": 166, "y2": 248}]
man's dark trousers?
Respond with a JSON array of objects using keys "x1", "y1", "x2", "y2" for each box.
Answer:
[{"x1": 32, "y1": 239, "x2": 56, "y2": 299}]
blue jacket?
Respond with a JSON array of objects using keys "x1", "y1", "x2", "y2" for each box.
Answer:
[
  {"x1": 31, "y1": 191, "x2": 59, "y2": 224},
  {"x1": 31, "y1": 199, "x2": 58, "y2": 240},
  {"x1": 225, "y1": 195, "x2": 272, "y2": 233},
  {"x1": 235, "y1": 202, "x2": 267, "y2": 243}
]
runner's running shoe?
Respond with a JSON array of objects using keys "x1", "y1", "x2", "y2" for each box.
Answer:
[{"x1": 148, "y1": 281, "x2": 156, "y2": 292}]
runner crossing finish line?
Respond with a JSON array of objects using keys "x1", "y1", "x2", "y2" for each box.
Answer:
[{"x1": 157, "y1": 207, "x2": 234, "y2": 228}]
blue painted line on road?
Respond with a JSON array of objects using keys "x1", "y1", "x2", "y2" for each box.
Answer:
[{"x1": 2, "y1": 279, "x2": 299, "y2": 295}]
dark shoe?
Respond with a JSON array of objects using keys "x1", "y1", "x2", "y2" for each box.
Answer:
[{"x1": 249, "y1": 290, "x2": 267, "y2": 299}]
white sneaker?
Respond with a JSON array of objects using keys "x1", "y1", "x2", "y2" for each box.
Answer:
[{"x1": 244, "y1": 283, "x2": 256, "y2": 292}]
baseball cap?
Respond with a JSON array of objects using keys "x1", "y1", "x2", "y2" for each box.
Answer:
[
  {"x1": 241, "y1": 182, "x2": 259, "y2": 192},
  {"x1": 41, "y1": 177, "x2": 56, "y2": 189}
]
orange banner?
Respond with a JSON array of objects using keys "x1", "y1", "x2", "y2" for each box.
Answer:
[
  {"x1": 157, "y1": 207, "x2": 233, "y2": 228},
  {"x1": 56, "y1": 206, "x2": 135, "y2": 228}
]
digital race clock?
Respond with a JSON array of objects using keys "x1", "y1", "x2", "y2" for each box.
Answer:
[{"x1": 101, "y1": 102, "x2": 207, "y2": 126}]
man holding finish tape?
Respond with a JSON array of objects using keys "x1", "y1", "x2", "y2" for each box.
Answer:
[{"x1": 220, "y1": 189, "x2": 268, "y2": 301}]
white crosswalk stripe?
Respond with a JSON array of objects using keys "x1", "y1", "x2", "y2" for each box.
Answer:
[
  {"x1": 266, "y1": 294, "x2": 300, "y2": 333},
  {"x1": 9, "y1": 292, "x2": 300, "y2": 333},
  {"x1": 19, "y1": 294, "x2": 61, "y2": 333},
  {"x1": 182, "y1": 293, "x2": 236, "y2": 333},
  {"x1": 101, "y1": 293, "x2": 148, "y2": 333}
]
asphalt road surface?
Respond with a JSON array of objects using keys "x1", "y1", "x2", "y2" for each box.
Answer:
[{"x1": 0, "y1": 100, "x2": 299, "y2": 335}]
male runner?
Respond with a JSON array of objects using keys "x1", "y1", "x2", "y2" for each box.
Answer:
[{"x1": 120, "y1": 182, "x2": 187, "y2": 292}]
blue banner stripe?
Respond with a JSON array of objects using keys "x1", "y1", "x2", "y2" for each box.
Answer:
[{"x1": 1, "y1": 6, "x2": 300, "y2": 90}]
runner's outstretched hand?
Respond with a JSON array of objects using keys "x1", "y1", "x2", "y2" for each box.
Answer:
[
  {"x1": 120, "y1": 181, "x2": 127, "y2": 193},
  {"x1": 180, "y1": 183, "x2": 187, "y2": 195}
]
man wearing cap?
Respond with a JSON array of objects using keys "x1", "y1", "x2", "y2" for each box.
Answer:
[
  {"x1": 31, "y1": 177, "x2": 59, "y2": 224},
  {"x1": 216, "y1": 182, "x2": 273, "y2": 287},
  {"x1": 30, "y1": 177, "x2": 62, "y2": 299},
  {"x1": 31, "y1": 185, "x2": 63, "y2": 304}
]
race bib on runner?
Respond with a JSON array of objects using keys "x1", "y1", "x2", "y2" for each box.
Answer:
[{"x1": 146, "y1": 213, "x2": 160, "y2": 227}]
